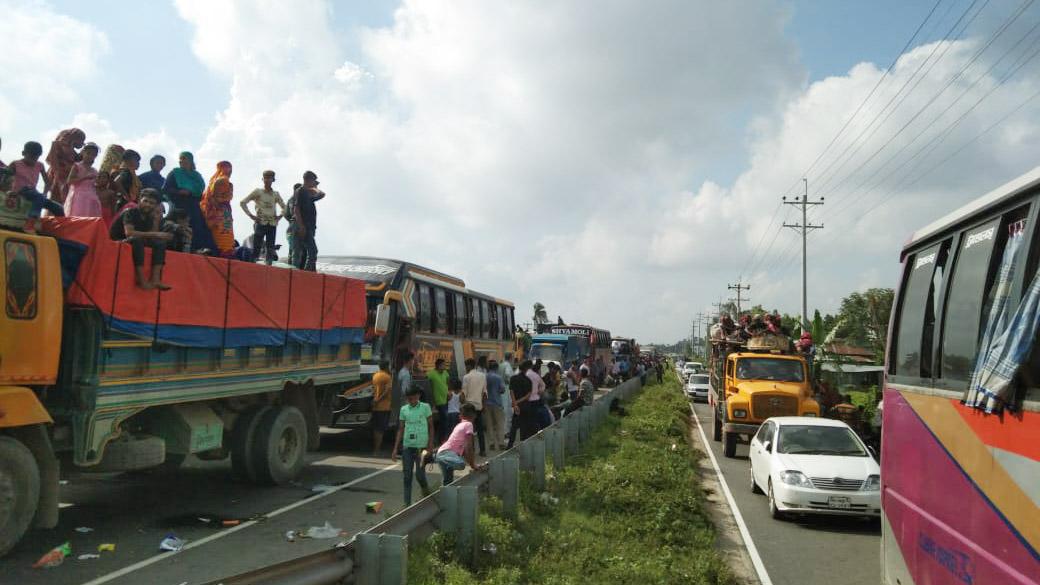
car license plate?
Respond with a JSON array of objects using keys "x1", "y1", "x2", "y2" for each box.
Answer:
[{"x1": 828, "y1": 496, "x2": 851, "y2": 510}]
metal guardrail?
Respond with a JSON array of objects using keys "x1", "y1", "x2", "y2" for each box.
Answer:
[{"x1": 206, "y1": 373, "x2": 648, "y2": 585}]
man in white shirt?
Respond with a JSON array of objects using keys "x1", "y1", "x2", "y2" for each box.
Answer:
[
  {"x1": 500, "y1": 353, "x2": 515, "y2": 437},
  {"x1": 461, "y1": 358, "x2": 488, "y2": 456}
]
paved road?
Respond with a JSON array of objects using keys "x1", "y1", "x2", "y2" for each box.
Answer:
[
  {"x1": 690, "y1": 399, "x2": 880, "y2": 585},
  {"x1": 4, "y1": 388, "x2": 613, "y2": 585}
]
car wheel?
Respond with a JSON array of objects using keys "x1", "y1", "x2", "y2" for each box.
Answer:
[
  {"x1": 750, "y1": 464, "x2": 762, "y2": 494},
  {"x1": 768, "y1": 480, "x2": 785, "y2": 520},
  {"x1": 723, "y1": 430, "x2": 737, "y2": 458}
]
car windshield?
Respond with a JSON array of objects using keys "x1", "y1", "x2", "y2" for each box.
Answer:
[
  {"x1": 689, "y1": 375, "x2": 709, "y2": 384},
  {"x1": 735, "y1": 358, "x2": 803, "y2": 382},
  {"x1": 777, "y1": 425, "x2": 867, "y2": 456},
  {"x1": 530, "y1": 344, "x2": 564, "y2": 363}
]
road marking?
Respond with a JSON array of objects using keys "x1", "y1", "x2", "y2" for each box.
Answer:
[
  {"x1": 81, "y1": 462, "x2": 399, "y2": 585},
  {"x1": 686, "y1": 382, "x2": 774, "y2": 585}
]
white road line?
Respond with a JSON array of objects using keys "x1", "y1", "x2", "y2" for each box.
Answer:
[
  {"x1": 688, "y1": 395, "x2": 774, "y2": 585},
  {"x1": 81, "y1": 462, "x2": 399, "y2": 585}
]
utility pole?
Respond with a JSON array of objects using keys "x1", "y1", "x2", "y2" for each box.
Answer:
[
  {"x1": 783, "y1": 178, "x2": 824, "y2": 330},
  {"x1": 727, "y1": 282, "x2": 750, "y2": 314}
]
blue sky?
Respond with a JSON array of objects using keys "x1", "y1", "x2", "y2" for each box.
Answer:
[{"x1": 6, "y1": 1, "x2": 1040, "y2": 342}]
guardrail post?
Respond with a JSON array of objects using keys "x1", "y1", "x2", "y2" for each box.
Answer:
[
  {"x1": 457, "y1": 485, "x2": 479, "y2": 564},
  {"x1": 578, "y1": 407, "x2": 590, "y2": 443},
  {"x1": 489, "y1": 455, "x2": 519, "y2": 518},
  {"x1": 546, "y1": 426, "x2": 565, "y2": 470},
  {"x1": 357, "y1": 533, "x2": 408, "y2": 585},
  {"x1": 564, "y1": 413, "x2": 579, "y2": 455}
]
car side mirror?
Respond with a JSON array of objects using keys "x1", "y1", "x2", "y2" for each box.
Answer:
[
  {"x1": 763, "y1": 440, "x2": 772, "y2": 453},
  {"x1": 374, "y1": 303, "x2": 390, "y2": 336}
]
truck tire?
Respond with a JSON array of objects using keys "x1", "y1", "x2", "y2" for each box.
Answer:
[
  {"x1": 723, "y1": 430, "x2": 737, "y2": 458},
  {"x1": 0, "y1": 437, "x2": 40, "y2": 556},
  {"x1": 712, "y1": 406, "x2": 722, "y2": 442},
  {"x1": 231, "y1": 406, "x2": 272, "y2": 482},
  {"x1": 251, "y1": 405, "x2": 307, "y2": 486},
  {"x1": 90, "y1": 435, "x2": 166, "y2": 472}
]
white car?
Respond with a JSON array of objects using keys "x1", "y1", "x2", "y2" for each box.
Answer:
[
  {"x1": 748, "y1": 417, "x2": 880, "y2": 520},
  {"x1": 681, "y1": 363, "x2": 700, "y2": 381},
  {"x1": 685, "y1": 374, "x2": 710, "y2": 401}
]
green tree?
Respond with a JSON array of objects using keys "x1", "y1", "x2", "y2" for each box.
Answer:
[
  {"x1": 533, "y1": 302, "x2": 549, "y2": 326},
  {"x1": 833, "y1": 288, "x2": 895, "y2": 362}
]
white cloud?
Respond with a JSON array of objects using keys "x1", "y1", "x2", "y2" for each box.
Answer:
[
  {"x1": 164, "y1": 1, "x2": 1040, "y2": 343},
  {"x1": 48, "y1": 113, "x2": 184, "y2": 163}
]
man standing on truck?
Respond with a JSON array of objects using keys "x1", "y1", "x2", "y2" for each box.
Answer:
[
  {"x1": 240, "y1": 170, "x2": 285, "y2": 265},
  {"x1": 293, "y1": 170, "x2": 324, "y2": 271}
]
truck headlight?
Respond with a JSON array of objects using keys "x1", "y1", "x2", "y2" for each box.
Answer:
[
  {"x1": 779, "y1": 470, "x2": 813, "y2": 488},
  {"x1": 732, "y1": 409, "x2": 747, "y2": 418},
  {"x1": 863, "y1": 475, "x2": 880, "y2": 491}
]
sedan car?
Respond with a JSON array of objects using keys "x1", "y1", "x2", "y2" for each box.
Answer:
[
  {"x1": 681, "y1": 363, "x2": 701, "y2": 381},
  {"x1": 685, "y1": 374, "x2": 710, "y2": 401},
  {"x1": 748, "y1": 417, "x2": 880, "y2": 520}
]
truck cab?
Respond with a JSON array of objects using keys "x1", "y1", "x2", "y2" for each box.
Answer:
[
  {"x1": 530, "y1": 333, "x2": 588, "y2": 373},
  {"x1": 709, "y1": 343, "x2": 819, "y2": 458}
]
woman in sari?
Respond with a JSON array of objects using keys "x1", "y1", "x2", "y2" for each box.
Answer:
[
  {"x1": 46, "y1": 128, "x2": 86, "y2": 205},
  {"x1": 163, "y1": 151, "x2": 216, "y2": 253},
  {"x1": 201, "y1": 161, "x2": 236, "y2": 257}
]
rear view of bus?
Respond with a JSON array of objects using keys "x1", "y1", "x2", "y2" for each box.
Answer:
[{"x1": 882, "y1": 168, "x2": 1040, "y2": 585}]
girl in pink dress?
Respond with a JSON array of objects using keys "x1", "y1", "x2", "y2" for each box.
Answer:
[{"x1": 63, "y1": 143, "x2": 102, "y2": 217}]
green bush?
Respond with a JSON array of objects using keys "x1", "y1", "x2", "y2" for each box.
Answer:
[{"x1": 408, "y1": 376, "x2": 734, "y2": 584}]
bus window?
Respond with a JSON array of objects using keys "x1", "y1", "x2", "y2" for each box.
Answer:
[
  {"x1": 892, "y1": 242, "x2": 948, "y2": 379},
  {"x1": 489, "y1": 303, "x2": 499, "y2": 338},
  {"x1": 505, "y1": 307, "x2": 514, "y2": 339},
  {"x1": 940, "y1": 218, "x2": 1001, "y2": 383},
  {"x1": 455, "y1": 293, "x2": 466, "y2": 336},
  {"x1": 418, "y1": 283, "x2": 432, "y2": 332},
  {"x1": 434, "y1": 288, "x2": 448, "y2": 334},
  {"x1": 496, "y1": 305, "x2": 505, "y2": 339},
  {"x1": 471, "y1": 297, "x2": 480, "y2": 337},
  {"x1": 481, "y1": 301, "x2": 491, "y2": 338}
]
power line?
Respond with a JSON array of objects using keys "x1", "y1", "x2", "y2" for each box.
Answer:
[
  {"x1": 727, "y1": 282, "x2": 751, "y2": 314},
  {"x1": 782, "y1": 179, "x2": 824, "y2": 329}
]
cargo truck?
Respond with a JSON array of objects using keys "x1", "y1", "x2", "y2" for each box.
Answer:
[{"x1": 0, "y1": 218, "x2": 367, "y2": 555}]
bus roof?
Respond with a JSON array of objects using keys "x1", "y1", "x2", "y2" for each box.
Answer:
[{"x1": 903, "y1": 165, "x2": 1040, "y2": 256}]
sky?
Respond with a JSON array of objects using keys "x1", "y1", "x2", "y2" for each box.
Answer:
[{"x1": 4, "y1": 0, "x2": 1040, "y2": 344}]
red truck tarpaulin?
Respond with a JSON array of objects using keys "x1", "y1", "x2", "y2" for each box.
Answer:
[{"x1": 42, "y1": 217, "x2": 365, "y2": 348}]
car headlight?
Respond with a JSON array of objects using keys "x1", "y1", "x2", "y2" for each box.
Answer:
[
  {"x1": 779, "y1": 470, "x2": 813, "y2": 488},
  {"x1": 863, "y1": 475, "x2": 880, "y2": 491},
  {"x1": 732, "y1": 409, "x2": 747, "y2": 418}
]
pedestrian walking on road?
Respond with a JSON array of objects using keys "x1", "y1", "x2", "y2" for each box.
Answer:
[
  {"x1": 427, "y1": 358, "x2": 451, "y2": 443},
  {"x1": 461, "y1": 358, "x2": 488, "y2": 456},
  {"x1": 391, "y1": 386, "x2": 433, "y2": 506},
  {"x1": 500, "y1": 353, "x2": 515, "y2": 438},
  {"x1": 370, "y1": 361, "x2": 392, "y2": 455},
  {"x1": 393, "y1": 352, "x2": 415, "y2": 428},
  {"x1": 483, "y1": 360, "x2": 506, "y2": 451},
  {"x1": 446, "y1": 378, "x2": 462, "y2": 432},
  {"x1": 435, "y1": 403, "x2": 479, "y2": 485}
]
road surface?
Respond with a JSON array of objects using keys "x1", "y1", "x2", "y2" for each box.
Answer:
[{"x1": 690, "y1": 399, "x2": 881, "y2": 585}]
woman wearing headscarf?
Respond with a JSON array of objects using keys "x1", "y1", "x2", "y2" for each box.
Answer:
[
  {"x1": 164, "y1": 152, "x2": 215, "y2": 253},
  {"x1": 46, "y1": 128, "x2": 86, "y2": 205},
  {"x1": 201, "y1": 161, "x2": 236, "y2": 257}
]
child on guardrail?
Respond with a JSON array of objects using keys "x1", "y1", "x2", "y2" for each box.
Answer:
[{"x1": 435, "y1": 403, "x2": 479, "y2": 485}]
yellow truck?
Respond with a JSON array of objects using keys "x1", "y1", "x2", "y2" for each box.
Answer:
[{"x1": 708, "y1": 338, "x2": 820, "y2": 458}]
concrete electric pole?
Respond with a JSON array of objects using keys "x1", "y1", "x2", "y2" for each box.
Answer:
[
  {"x1": 783, "y1": 178, "x2": 824, "y2": 330},
  {"x1": 727, "y1": 282, "x2": 750, "y2": 314}
]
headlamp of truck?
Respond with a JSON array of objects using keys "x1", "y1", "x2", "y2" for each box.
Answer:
[{"x1": 732, "y1": 409, "x2": 747, "y2": 418}]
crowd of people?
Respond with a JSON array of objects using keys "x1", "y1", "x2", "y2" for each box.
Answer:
[
  {"x1": 0, "y1": 129, "x2": 328, "y2": 289},
  {"x1": 369, "y1": 351, "x2": 658, "y2": 506}
]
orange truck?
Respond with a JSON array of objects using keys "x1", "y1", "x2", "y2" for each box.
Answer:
[{"x1": 0, "y1": 219, "x2": 367, "y2": 555}]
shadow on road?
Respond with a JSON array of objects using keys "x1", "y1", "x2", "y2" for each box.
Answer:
[{"x1": 785, "y1": 515, "x2": 881, "y2": 535}]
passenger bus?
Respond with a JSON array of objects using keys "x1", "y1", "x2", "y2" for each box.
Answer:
[
  {"x1": 316, "y1": 256, "x2": 516, "y2": 428},
  {"x1": 548, "y1": 323, "x2": 612, "y2": 365},
  {"x1": 882, "y1": 167, "x2": 1040, "y2": 585}
]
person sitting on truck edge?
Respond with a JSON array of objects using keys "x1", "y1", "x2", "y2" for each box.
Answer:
[
  {"x1": 391, "y1": 385, "x2": 433, "y2": 506},
  {"x1": 371, "y1": 361, "x2": 393, "y2": 456},
  {"x1": 240, "y1": 169, "x2": 285, "y2": 265},
  {"x1": 10, "y1": 141, "x2": 63, "y2": 233},
  {"x1": 109, "y1": 188, "x2": 172, "y2": 290}
]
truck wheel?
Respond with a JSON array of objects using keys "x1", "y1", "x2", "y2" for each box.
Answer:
[
  {"x1": 231, "y1": 406, "x2": 272, "y2": 482},
  {"x1": 723, "y1": 430, "x2": 737, "y2": 458},
  {"x1": 91, "y1": 435, "x2": 166, "y2": 472},
  {"x1": 0, "y1": 436, "x2": 40, "y2": 556},
  {"x1": 712, "y1": 408, "x2": 722, "y2": 442},
  {"x1": 251, "y1": 406, "x2": 308, "y2": 486}
]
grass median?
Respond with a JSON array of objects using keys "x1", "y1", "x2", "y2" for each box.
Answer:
[{"x1": 408, "y1": 375, "x2": 735, "y2": 585}]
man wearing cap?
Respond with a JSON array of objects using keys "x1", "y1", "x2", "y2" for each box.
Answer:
[
  {"x1": 240, "y1": 170, "x2": 286, "y2": 265},
  {"x1": 292, "y1": 170, "x2": 324, "y2": 271}
]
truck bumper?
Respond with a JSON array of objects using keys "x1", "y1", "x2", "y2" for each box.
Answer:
[{"x1": 722, "y1": 422, "x2": 760, "y2": 435}]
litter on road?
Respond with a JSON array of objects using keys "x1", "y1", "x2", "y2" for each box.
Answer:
[
  {"x1": 97, "y1": 543, "x2": 116, "y2": 553},
  {"x1": 32, "y1": 542, "x2": 71, "y2": 569},
  {"x1": 159, "y1": 534, "x2": 185, "y2": 553},
  {"x1": 74, "y1": 527, "x2": 94, "y2": 533},
  {"x1": 303, "y1": 522, "x2": 344, "y2": 539},
  {"x1": 366, "y1": 501, "x2": 384, "y2": 513},
  {"x1": 77, "y1": 554, "x2": 100, "y2": 560}
]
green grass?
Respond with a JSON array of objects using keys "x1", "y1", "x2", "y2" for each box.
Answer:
[{"x1": 407, "y1": 376, "x2": 735, "y2": 585}]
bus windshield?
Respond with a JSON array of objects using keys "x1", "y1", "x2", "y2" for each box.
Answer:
[
  {"x1": 530, "y1": 344, "x2": 564, "y2": 363},
  {"x1": 735, "y1": 358, "x2": 803, "y2": 382}
]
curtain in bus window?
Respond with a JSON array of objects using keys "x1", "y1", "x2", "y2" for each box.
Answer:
[
  {"x1": 454, "y1": 294, "x2": 466, "y2": 335},
  {"x1": 434, "y1": 288, "x2": 447, "y2": 334},
  {"x1": 418, "y1": 283, "x2": 431, "y2": 332},
  {"x1": 966, "y1": 226, "x2": 1037, "y2": 413}
]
